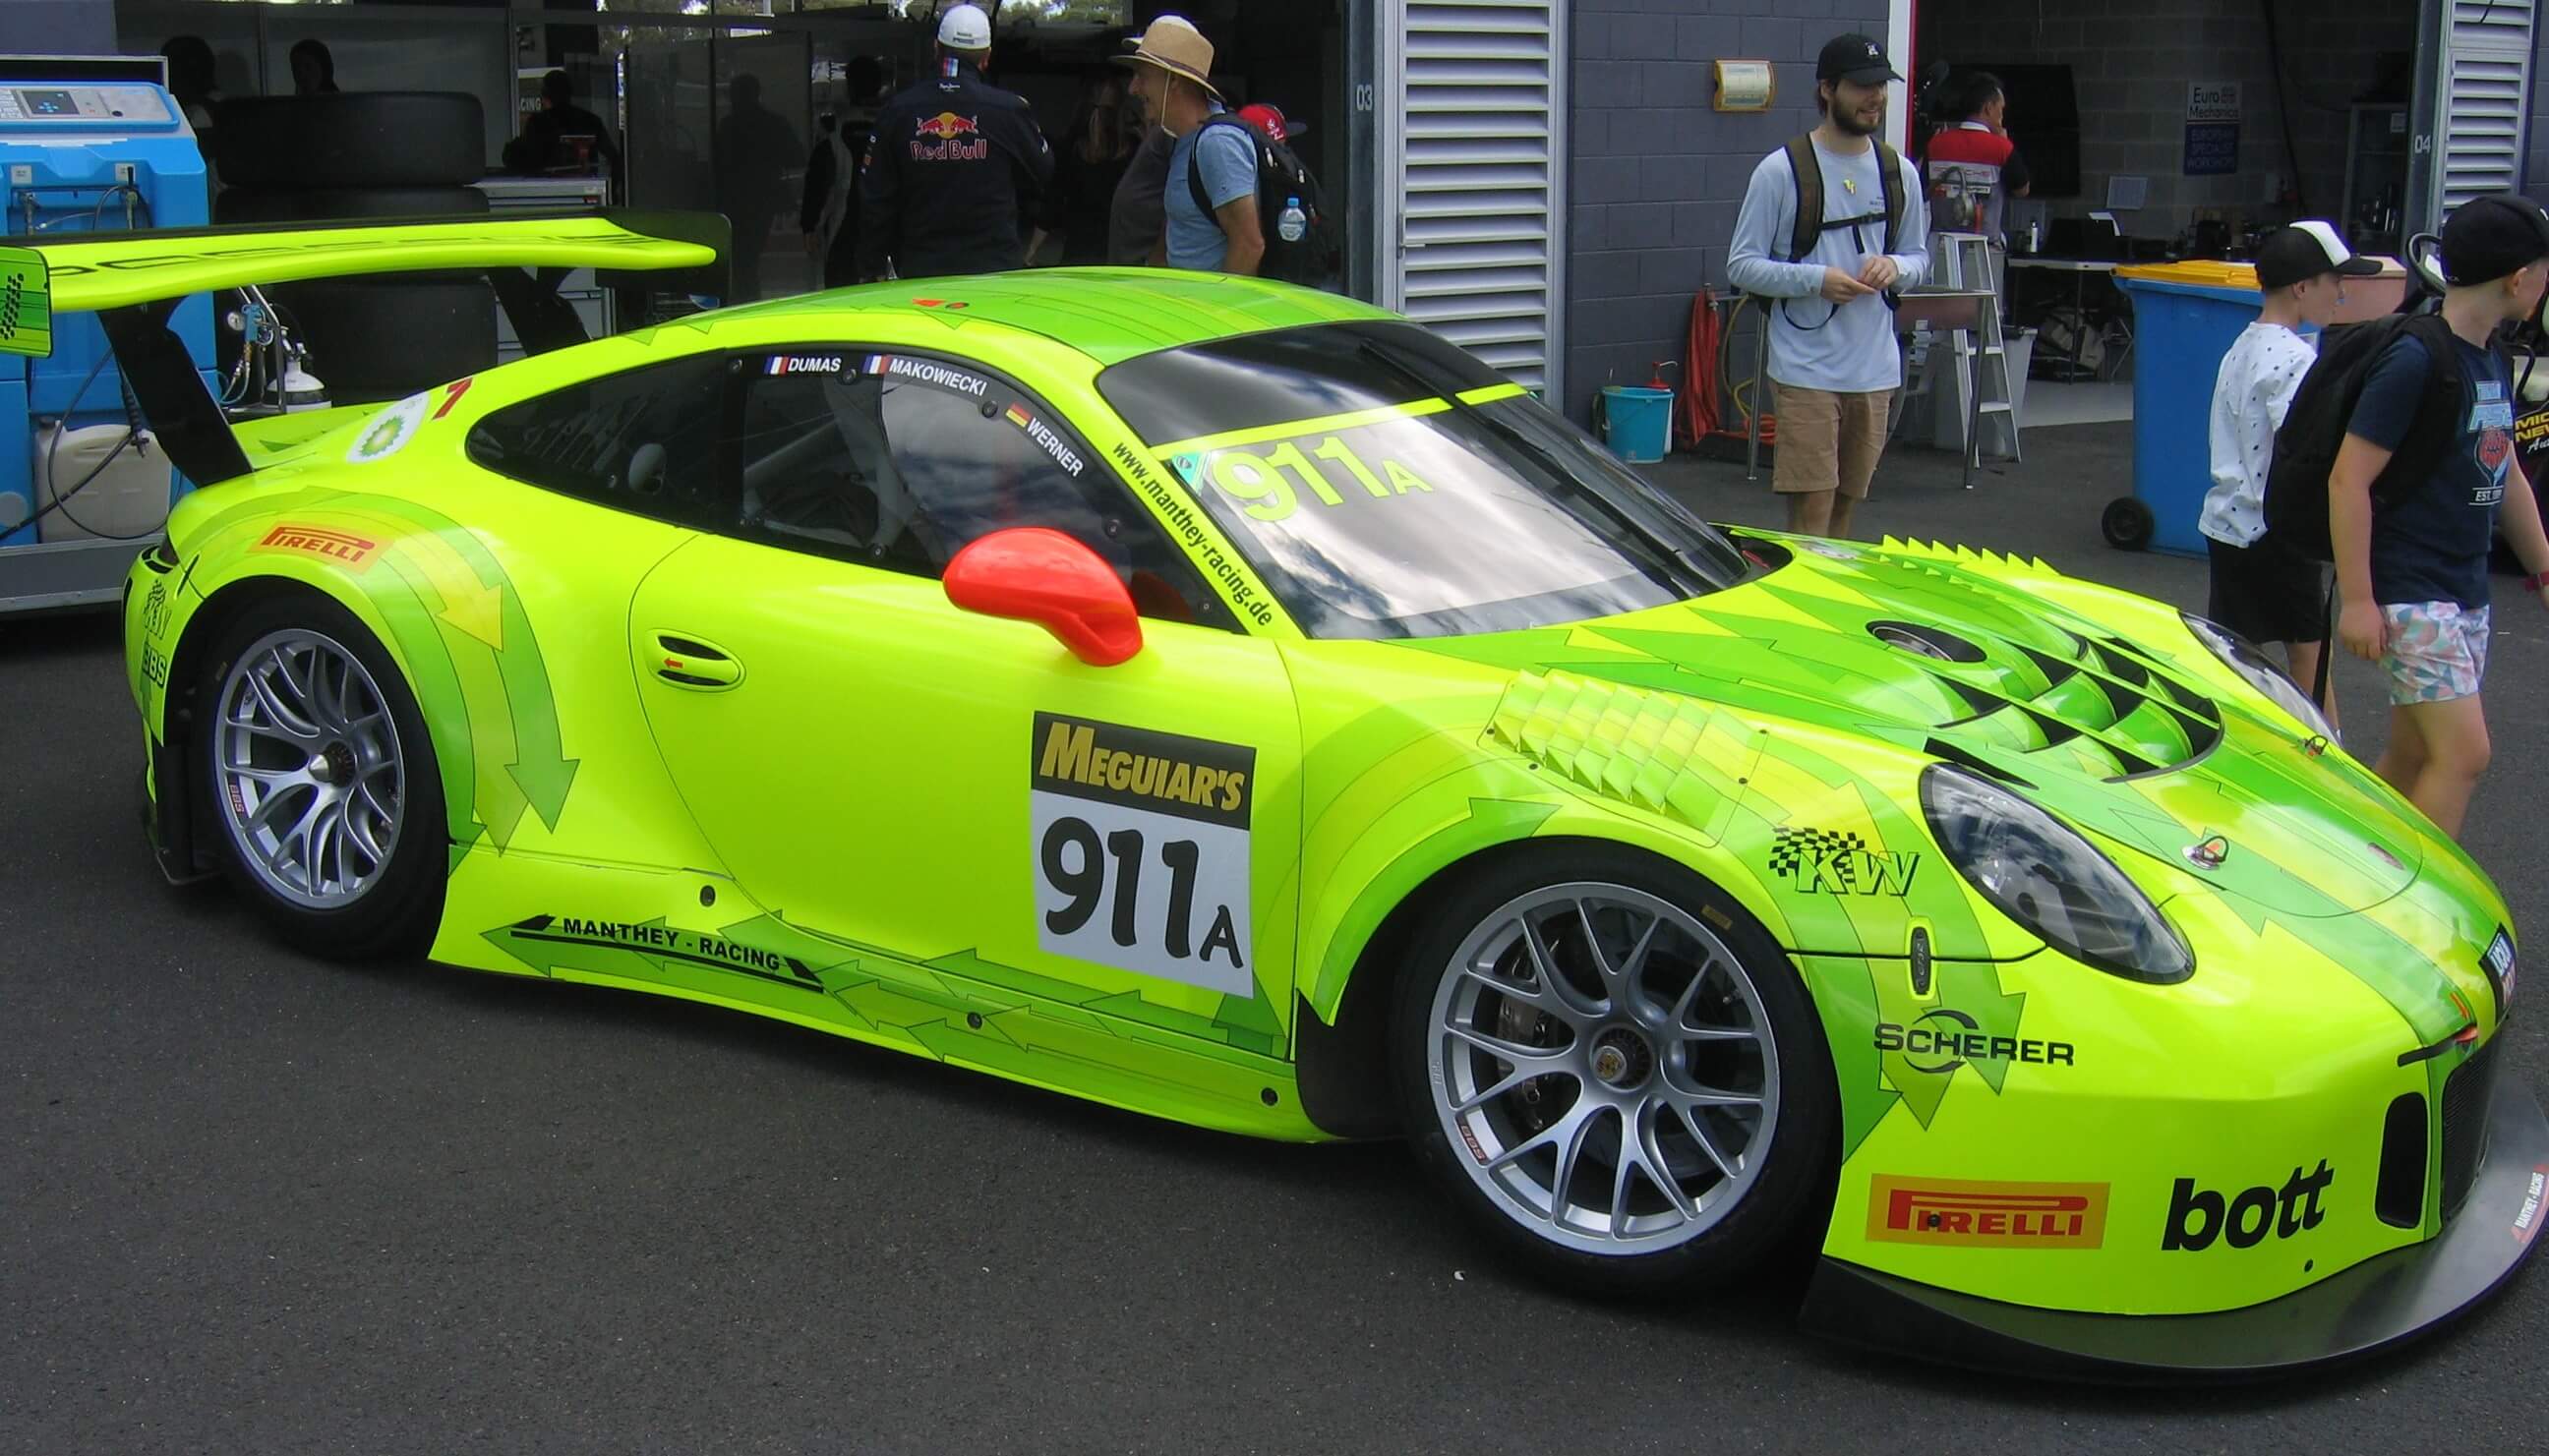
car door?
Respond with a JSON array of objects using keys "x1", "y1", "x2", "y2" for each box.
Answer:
[{"x1": 627, "y1": 343, "x2": 1304, "y2": 1045}]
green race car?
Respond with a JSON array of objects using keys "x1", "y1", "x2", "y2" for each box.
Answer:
[{"x1": 11, "y1": 216, "x2": 2541, "y2": 1380}]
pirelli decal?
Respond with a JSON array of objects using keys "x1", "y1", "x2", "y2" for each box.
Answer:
[
  {"x1": 255, "y1": 523, "x2": 378, "y2": 568},
  {"x1": 1866, "y1": 1176, "x2": 2109, "y2": 1250},
  {"x1": 1032, "y1": 713, "x2": 1252, "y2": 830}
]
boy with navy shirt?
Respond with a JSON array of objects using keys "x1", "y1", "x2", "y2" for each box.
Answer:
[
  {"x1": 2331, "y1": 195, "x2": 2549, "y2": 839},
  {"x1": 2199, "y1": 221, "x2": 2381, "y2": 723}
]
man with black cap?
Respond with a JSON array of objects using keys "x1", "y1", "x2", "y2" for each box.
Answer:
[
  {"x1": 2198, "y1": 220, "x2": 2383, "y2": 721},
  {"x1": 1728, "y1": 33, "x2": 1929, "y2": 540},
  {"x1": 859, "y1": 2, "x2": 1054, "y2": 282},
  {"x1": 2330, "y1": 194, "x2": 2549, "y2": 839}
]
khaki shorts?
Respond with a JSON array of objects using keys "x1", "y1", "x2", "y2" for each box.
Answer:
[{"x1": 1771, "y1": 383, "x2": 1894, "y2": 498}]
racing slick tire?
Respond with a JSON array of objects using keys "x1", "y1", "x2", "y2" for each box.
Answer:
[
  {"x1": 195, "y1": 591, "x2": 446, "y2": 961},
  {"x1": 211, "y1": 93, "x2": 487, "y2": 190},
  {"x1": 262, "y1": 277, "x2": 499, "y2": 406},
  {"x1": 1389, "y1": 844, "x2": 1837, "y2": 1298}
]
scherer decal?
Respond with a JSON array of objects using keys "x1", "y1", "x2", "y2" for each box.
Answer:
[{"x1": 1767, "y1": 826, "x2": 1919, "y2": 897}]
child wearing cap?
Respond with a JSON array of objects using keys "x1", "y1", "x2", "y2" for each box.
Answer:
[
  {"x1": 2198, "y1": 220, "x2": 2381, "y2": 724},
  {"x1": 2331, "y1": 194, "x2": 2549, "y2": 839}
]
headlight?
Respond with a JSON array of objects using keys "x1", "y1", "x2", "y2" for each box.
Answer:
[
  {"x1": 1921, "y1": 766, "x2": 2194, "y2": 984},
  {"x1": 2181, "y1": 612, "x2": 2336, "y2": 741}
]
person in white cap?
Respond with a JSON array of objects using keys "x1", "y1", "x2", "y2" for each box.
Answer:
[
  {"x1": 2198, "y1": 219, "x2": 2385, "y2": 723},
  {"x1": 859, "y1": 2, "x2": 1053, "y2": 281},
  {"x1": 1116, "y1": 15, "x2": 1264, "y2": 275}
]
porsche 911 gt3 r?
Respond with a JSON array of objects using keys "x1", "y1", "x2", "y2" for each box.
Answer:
[{"x1": 9, "y1": 215, "x2": 2541, "y2": 1380}]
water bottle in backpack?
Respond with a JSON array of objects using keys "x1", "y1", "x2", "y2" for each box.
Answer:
[{"x1": 1277, "y1": 197, "x2": 1307, "y2": 244}]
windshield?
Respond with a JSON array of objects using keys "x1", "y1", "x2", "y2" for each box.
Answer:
[{"x1": 1096, "y1": 321, "x2": 1748, "y2": 640}]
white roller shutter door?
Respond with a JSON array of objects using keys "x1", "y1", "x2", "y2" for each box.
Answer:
[
  {"x1": 2433, "y1": 0, "x2": 2535, "y2": 215},
  {"x1": 1378, "y1": 0, "x2": 1567, "y2": 394}
]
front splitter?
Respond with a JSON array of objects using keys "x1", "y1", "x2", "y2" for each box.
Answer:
[{"x1": 1798, "y1": 1080, "x2": 2549, "y2": 1382}]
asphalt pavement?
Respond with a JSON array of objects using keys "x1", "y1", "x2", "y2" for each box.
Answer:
[{"x1": 6, "y1": 422, "x2": 2547, "y2": 1454}]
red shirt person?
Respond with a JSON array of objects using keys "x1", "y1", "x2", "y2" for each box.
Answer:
[{"x1": 1925, "y1": 72, "x2": 2031, "y2": 242}]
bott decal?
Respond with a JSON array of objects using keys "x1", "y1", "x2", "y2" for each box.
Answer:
[{"x1": 2161, "y1": 1162, "x2": 2336, "y2": 1252}]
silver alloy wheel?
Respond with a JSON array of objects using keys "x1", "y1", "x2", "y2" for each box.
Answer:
[
  {"x1": 1426, "y1": 882, "x2": 1780, "y2": 1256},
  {"x1": 212, "y1": 626, "x2": 405, "y2": 910}
]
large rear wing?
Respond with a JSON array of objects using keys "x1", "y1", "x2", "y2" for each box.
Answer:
[{"x1": 0, "y1": 211, "x2": 728, "y2": 483}]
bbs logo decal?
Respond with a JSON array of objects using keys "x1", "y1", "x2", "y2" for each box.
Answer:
[
  {"x1": 1767, "y1": 827, "x2": 1919, "y2": 897},
  {"x1": 1029, "y1": 713, "x2": 1253, "y2": 995}
]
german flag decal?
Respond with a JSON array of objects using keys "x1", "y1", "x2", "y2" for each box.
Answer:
[{"x1": 1004, "y1": 403, "x2": 1034, "y2": 430}]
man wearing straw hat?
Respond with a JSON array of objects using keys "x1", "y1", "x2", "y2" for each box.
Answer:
[
  {"x1": 859, "y1": 2, "x2": 1053, "y2": 281},
  {"x1": 1117, "y1": 16, "x2": 1265, "y2": 276}
]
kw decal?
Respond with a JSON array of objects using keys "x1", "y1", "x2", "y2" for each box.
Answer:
[
  {"x1": 1767, "y1": 826, "x2": 1919, "y2": 897},
  {"x1": 256, "y1": 523, "x2": 378, "y2": 568},
  {"x1": 1867, "y1": 1176, "x2": 2109, "y2": 1249}
]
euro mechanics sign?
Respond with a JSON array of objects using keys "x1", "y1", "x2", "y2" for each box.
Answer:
[{"x1": 1030, "y1": 713, "x2": 1254, "y2": 995}]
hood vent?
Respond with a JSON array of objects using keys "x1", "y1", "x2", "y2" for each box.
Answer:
[
  {"x1": 1924, "y1": 629, "x2": 2222, "y2": 782},
  {"x1": 1868, "y1": 620, "x2": 1986, "y2": 663}
]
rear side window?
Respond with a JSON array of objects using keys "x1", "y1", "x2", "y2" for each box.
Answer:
[{"x1": 464, "y1": 354, "x2": 728, "y2": 526}]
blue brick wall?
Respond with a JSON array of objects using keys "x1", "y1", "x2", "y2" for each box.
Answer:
[{"x1": 1564, "y1": 0, "x2": 1889, "y2": 424}]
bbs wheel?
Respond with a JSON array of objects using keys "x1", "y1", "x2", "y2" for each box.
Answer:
[
  {"x1": 199, "y1": 592, "x2": 445, "y2": 960},
  {"x1": 1391, "y1": 845, "x2": 1834, "y2": 1296}
]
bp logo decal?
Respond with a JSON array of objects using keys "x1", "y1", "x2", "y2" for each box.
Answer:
[
  {"x1": 348, "y1": 392, "x2": 432, "y2": 465},
  {"x1": 1768, "y1": 826, "x2": 1919, "y2": 896}
]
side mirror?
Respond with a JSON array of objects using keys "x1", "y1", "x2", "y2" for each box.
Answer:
[{"x1": 943, "y1": 527, "x2": 1144, "y2": 667}]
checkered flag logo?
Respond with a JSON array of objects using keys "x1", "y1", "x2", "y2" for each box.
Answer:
[{"x1": 1769, "y1": 827, "x2": 1865, "y2": 880}]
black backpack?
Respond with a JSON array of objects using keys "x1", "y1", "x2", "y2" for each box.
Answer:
[
  {"x1": 2261, "y1": 312, "x2": 2467, "y2": 562},
  {"x1": 1185, "y1": 116, "x2": 1339, "y2": 287},
  {"x1": 1781, "y1": 133, "x2": 1905, "y2": 263}
]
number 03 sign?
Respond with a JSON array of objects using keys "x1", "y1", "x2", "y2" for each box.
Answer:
[{"x1": 1029, "y1": 713, "x2": 1257, "y2": 996}]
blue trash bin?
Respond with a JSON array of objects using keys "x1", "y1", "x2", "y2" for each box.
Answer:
[
  {"x1": 2110, "y1": 268, "x2": 2269, "y2": 556},
  {"x1": 1599, "y1": 384, "x2": 1673, "y2": 464}
]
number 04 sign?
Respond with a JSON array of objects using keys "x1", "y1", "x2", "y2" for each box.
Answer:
[{"x1": 1029, "y1": 713, "x2": 1257, "y2": 997}]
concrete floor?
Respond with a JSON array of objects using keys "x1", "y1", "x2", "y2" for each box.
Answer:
[{"x1": 6, "y1": 423, "x2": 2547, "y2": 1453}]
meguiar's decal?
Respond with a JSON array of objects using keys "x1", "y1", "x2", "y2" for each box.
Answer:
[
  {"x1": 348, "y1": 392, "x2": 431, "y2": 464},
  {"x1": 1030, "y1": 712, "x2": 1254, "y2": 995}
]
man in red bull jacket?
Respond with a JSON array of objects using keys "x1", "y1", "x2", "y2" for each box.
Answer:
[{"x1": 859, "y1": 3, "x2": 1054, "y2": 281}]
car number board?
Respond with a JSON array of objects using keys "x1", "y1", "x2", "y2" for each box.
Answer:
[{"x1": 1029, "y1": 713, "x2": 1255, "y2": 997}]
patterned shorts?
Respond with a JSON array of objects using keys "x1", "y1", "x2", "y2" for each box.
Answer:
[{"x1": 2380, "y1": 602, "x2": 2492, "y2": 706}]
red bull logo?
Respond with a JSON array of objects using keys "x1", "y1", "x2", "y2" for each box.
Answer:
[{"x1": 910, "y1": 111, "x2": 987, "y2": 162}]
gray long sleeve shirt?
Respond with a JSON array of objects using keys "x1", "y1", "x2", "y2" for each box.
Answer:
[{"x1": 1726, "y1": 137, "x2": 1929, "y2": 394}]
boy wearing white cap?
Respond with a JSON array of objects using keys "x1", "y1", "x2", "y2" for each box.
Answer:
[{"x1": 2198, "y1": 220, "x2": 2383, "y2": 719}]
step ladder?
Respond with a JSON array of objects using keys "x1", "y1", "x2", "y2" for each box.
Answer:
[{"x1": 1926, "y1": 231, "x2": 2021, "y2": 467}]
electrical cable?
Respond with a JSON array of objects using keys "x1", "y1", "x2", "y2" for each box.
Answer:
[{"x1": 2258, "y1": 0, "x2": 2312, "y2": 215}]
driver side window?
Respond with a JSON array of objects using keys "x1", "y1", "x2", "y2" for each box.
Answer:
[{"x1": 730, "y1": 348, "x2": 1229, "y2": 630}]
